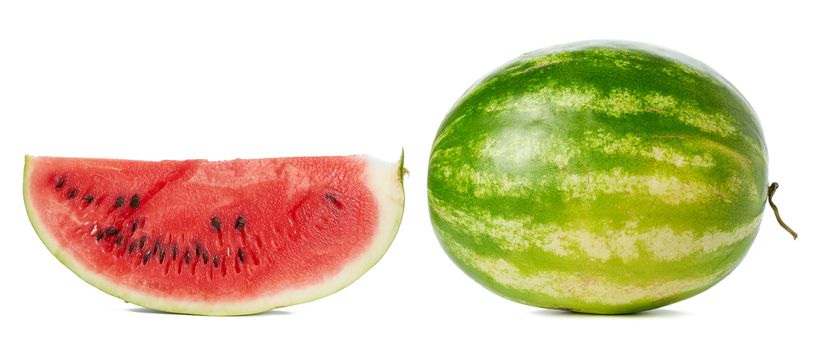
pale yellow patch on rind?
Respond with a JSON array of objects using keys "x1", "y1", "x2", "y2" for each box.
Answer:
[
  {"x1": 480, "y1": 129, "x2": 579, "y2": 170},
  {"x1": 447, "y1": 239, "x2": 724, "y2": 306},
  {"x1": 583, "y1": 128, "x2": 715, "y2": 168},
  {"x1": 480, "y1": 85, "x2": 738, "y2": 137},
  {"x1": 431, "y1": 160, "x2": 727, "y2": 204},
  {"x1": 558, "y1": 167, "x2": 710, "y2": 205},
  {"x1": 430, "y1": 195, "x2": 762, "y2": 262}
]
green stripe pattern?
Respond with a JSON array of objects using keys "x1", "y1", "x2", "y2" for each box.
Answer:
[{"x1": 428, "y1": 41, "x2": 768, "y2": 314}]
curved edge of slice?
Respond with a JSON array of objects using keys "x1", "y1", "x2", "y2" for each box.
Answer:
[{"x1": 23, "y1": 154, "x2": 407, "y2": 315}]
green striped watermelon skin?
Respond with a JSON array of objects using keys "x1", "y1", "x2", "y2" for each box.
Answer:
[{"x1": 428, "y1": 41, "x2": 768, "y2": 314}]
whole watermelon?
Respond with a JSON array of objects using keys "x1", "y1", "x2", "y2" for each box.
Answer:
[{"x1": 427, "y1": 41, "x2": 768, "y2": 314}]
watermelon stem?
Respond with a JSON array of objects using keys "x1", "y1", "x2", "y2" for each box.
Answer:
[
  {"x1": 398, "y1": 148, "x2": 409, "y2": 183},
  {"x1": 767, "y1": 182, "x2": 797, "y2": 240}
]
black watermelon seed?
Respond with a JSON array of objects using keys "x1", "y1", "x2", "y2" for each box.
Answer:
[
  {"x1": 211, "y1": 217, "x2": 222, "y2": 232},
  {"x1": 95, "y1": 231, "x2": 105, "y2": 241},
  {"x1": 212, "y1": 256, "x2": 219, "y2": 268},
  {"x1": 172, "y1": 245, "x2": 178, "y2": 260},
  {"x1": 131, "y1": 220, "x2": 139, "y2": 233},
  {"x1": 184, "y1": 251, "x2": 191, "y2": 265},
  {"x1": 138, "y1": 236, "x2": 147, "y2": 249},
  {"x1": 194, "y1": 242, "x2": 201, "y2": 256},
  {"x1": 237, "y1": 248, "x2": 245, "y2": 263},
  {"x1": 128, "y1": 242, "x2": 138, "y2": 253},
  {"x1": 129, "y1": 194, "x2": 140, "y2": 209},
  {"x1": 201, "y1": 251, "x2": 209, "y2": 264},
  {"x1": 82, "y1": 194, "x2": 94, "y2": 202},
  {"x1": 235, "y1": 216, "x2": 246, "y2": 230},
  {"x1": 55, "y1": 177, "x2": 66, "y2": 189},
  {"x1": 115, "y1": 196, "x2": 125, "y2": 208},
  {"x1": 325, "y1": 193, "x2": 344, "y2": 209},
  {"x1": 67, "y1": 188, "x2": 78, "y2": 199},
  {"x1": 106, "y1": 227, "x2": 120, "y2": 236},
  {"x1": 152, "y1": 240, "x2": 161, "y2": 255},
  {"x1": 158, "y1": 249, "x2": 166, "y2": 263},
  {"x1": 142, "y1": 251, "x2": 152, "y2": 265},
  {"x1": 115, "y1": 234, "x2": 124, "y2": 246}
]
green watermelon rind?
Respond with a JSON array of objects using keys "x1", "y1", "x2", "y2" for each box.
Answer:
[
  {"x1": 24, "y1": 154, "x2": 406, "y2": 315},
  {"x1": 427, "y1": 41, "x2": 769, "y2": 314}
]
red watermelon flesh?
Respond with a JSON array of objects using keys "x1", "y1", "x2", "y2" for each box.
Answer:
[{"x1": 24, "y1": 154, "x2": 405, "y2": 315}]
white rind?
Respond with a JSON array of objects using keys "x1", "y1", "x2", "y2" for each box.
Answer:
[{"x1": 24, "y1": 155, "x2": 406, "y2": 315}]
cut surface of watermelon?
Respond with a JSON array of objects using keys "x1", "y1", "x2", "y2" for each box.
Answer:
[{"x1": 24, "y1": 154, "x2": 405, "y2": 315}]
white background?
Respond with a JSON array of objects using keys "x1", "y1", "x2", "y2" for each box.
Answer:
[{"x1": 1, "y1": 1, "x2": 819, "y2": 349}]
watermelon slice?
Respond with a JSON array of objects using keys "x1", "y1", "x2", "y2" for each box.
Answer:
[{"x1": 23, "y1": 154, "x2": 405, "y2": 315}]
